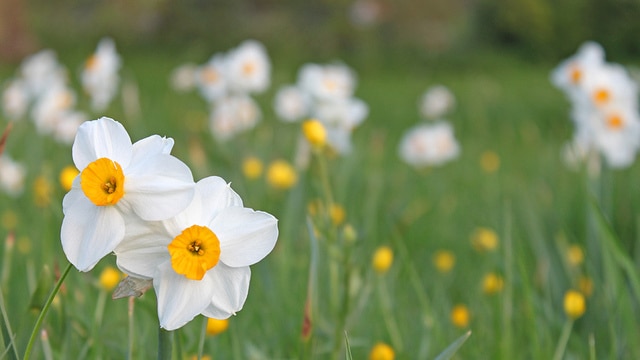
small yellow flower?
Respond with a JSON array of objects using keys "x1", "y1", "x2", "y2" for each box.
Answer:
[
  {"x1": 266, "y1": 160, "x2": 297, "y2": 190},
  {"x1": 566, "y1": 245, "x2": 584, "y2": 266},
  {"x1": 99, "y1": 267, "x2": 122, "y2": 291},
  {"x1": 188, "y1": 355, "x2": 212, "y2": 360},
  {"x1": 242, "y1": 156, "x2": 263, "y2": 180},
  {"x1": 16, "y1": 236, "x2": 31, "y2": 254},
  {"x1": 206, "y1": 317, "x2": 229, "y2": 336},
  {"x1": 372, "y1": 246, "x2": 394, "y2": 274},
  {"x1": 59, "y1": 165, "x2": 79, "y2": 192},
  {"x1": 302, "y1": 119, "x2": 327, "y2": 148},
  {"x1": 450, "y1": 304, "x2": 470, "y2": 328},
  {"x1": 433, "y1": 250, "x2": 455, "y2": 273},
  {"x1": 34, "y1": 175, "x2": 53, "y2": 208},
  {"x1": 482, "y1": 272, "x2": 504, "y2": 295},
  {"x1": 564, "y1": 290, "x2": 586, "y2": 320},
  {"x1": 578, "y1": 276, "x2": 593, "y2": 297},
  {"x1": 369, "y1": 342, "x2": 395, "y2": 360},
  {"x1": 330, "y1": 204, "x2": 346, "y2": 226},
  {"x1": 480, "y1": 150, "x2": 500, "y2": 173},
  {"x1": 471, "y1": 227, "x2": 498, "y2": 252}
]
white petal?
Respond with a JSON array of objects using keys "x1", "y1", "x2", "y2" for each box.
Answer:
[
  {"x1": 123, "y1": 154, "x2": 195, "y2": 221},
  {"x1": 200, "y1": 265, "x2": 250, "y2": 319},
  {"x1": 167, "y1": 176, "x2": 242, "y2": 231},
  {"x1": 154, "y1": 261, "x2": 216, "y2": 330},
  {"x1": 115, "y1": 219, "x2": 170, "y2": 279},
  {"x1": 61, "y1": 192, "x2": 125, "y2": 271},
  {"x1": 72, "y1": 117, "x2": 133, "y2": 170},
  {"x1": 131, "y1": 135, "x2": 175, "y2": 162},
  {"x1": 211, "y1": 207, "x2": 278, "y2": 267}
]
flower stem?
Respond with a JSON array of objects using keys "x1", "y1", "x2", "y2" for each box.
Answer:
[
  {"x1": 552, "y1": 320, "x2": 573, "y2": 360},
  {"x1": 23, "y1": 262, "x2": 72, "y2": 360},
  {"x1": 158, "y1": 328, "x2": 174, "y2": 360}
]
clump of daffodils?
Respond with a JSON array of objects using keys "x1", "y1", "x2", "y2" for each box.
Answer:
[
  {"x1": 552, "y1": 41, "x2": 640, "y2": 169},
  {"x1": 169, "y1": 40, "x2": 271, "y2": 141},
  {"x1": 398, "y1": 85, "x2": 460, "y2": 168},
  {"x1": 61, "y1": 117, "x2": 279, "y2": 330},
  {"x1": 272, "y1": 62, "x2": 369, "y2": 155}
]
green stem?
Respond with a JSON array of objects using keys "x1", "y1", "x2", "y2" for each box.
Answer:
[
  {"x1": 23, "y1": 262, "x2": 72, "y2": 360},
  {"x1": 128, "y1": 297, "x2": 135, "y2": 360},
  {"x1": 197, "y1": 317, "x2": 207, "y2": 359},
  {"x1": 552, "y1": 320, "x2": 573, "y2": 360},
  {"x1": 158, "y1": 328, "x2": 174, "y2": 360}
]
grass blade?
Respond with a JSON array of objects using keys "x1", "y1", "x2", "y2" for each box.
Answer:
[{"x1": 433, "y1": 330, "x2": 471, "y2": 360}]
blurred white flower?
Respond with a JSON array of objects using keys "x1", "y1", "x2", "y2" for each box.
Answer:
[
  {"x1": 209, "y1": 95, "x2": 261, "y2": 141},
  {"x1": 273, "y1": 85, "x2": 310, "y2": 122},
  {"x1": 81, "y1": 38, "x2": 122, "y2": 111},
  {"x1": 115, "y1": 176, "x2": 278, "y2": 330},
  {"x1": 2, "y1": 79, "x2": 29, "y2": 121},
  {"x1": 551, "y1": 41, "x2": 605, "y2": 101},
  {"x1": 61, "y1": 117, "x2": 195, "y2": 271},
  {"x1": 20, "y1": 49, "x2": 68, "y2": 99},
  {"x1": 398, "y1": 121, "x2": 460, "y2": 167},
  {"x1": 0, "y1": 155, "x2": 26, "y2": 197},
  {"x1": 31, "y1": 84, "x2": 77, "y2": 136},
  {"x1": 298, "y1": 63, "x2": 356, "y2": 102},
  {"x1": 225, "y1": 40, "x2": 271, "y2": 94},
  {"x1": 170, "y1": 63, "x2": 198, "y2": 92},
  {"x1": 196, "y1": 55, "x2": 227, "y2": 102},
  {"x1": 419, "y1": 85, "x2": 455, "y2": 119},
  {"x1": 52, "y1": 110, "x2": 87, "y2": 145},
  {"x1": 314, "y1": 97, "x2": 368, "y2": 153}
]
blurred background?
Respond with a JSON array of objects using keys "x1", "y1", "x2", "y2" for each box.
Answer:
[{"x1": 2, "y1": 0, "x2": 640, "y2": 67}]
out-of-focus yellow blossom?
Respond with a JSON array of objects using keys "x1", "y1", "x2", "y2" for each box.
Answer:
[
  {"x1": 330, "y1": 203, "x2": 346, "y2": 226},
  {"x1": 242, "y1": 156, "x2": 263, "y2": 180},
  {"x1": 302, "y1": 119, "x2": 327, "y2": 148},
  {"x1": 34, "y1": 175, "x2": 53, "y2": 208},
  {"x1": 267, "y1": 160, "x2": 297, "y2": 190},
  {"x1": 16, "y1": 236, "x2": 31, "y2": 254},
  {"x1": 566, "y1": 244, "x2": 584, "y2": 266},
  {"x1": 369, "y1": 342, "x2": 395, "y2": 360},
  {"x1": 59, "y1": 165, "x2": 79, "y2": 192},
  {"x1": 564, "y1": 290, "x2": 586, "y2": 320},
  {"x1": 307, "y1": 199, "x2": 322, "y2": 217},
  {"x1": 206, "y1": 317, "x2": 229, "y2": 336},
  {"x1": 450, "y1": 304, "x2": 470, "y2": 328},
  {"x1": 433, "y1": 250, "x2": 455, "y2": 273},
  {"x1": 471, "y1": 227, "x2": 499, "y2": 252},
  {"x1": 372, "y1": 246, "x2": 394, "y2": 274},
  {"x1": 99, "y1": 267, "x2": 122, "y2": 291},
  {"x1": 189, "y1": 355, "x2": 212, "y2": 360},
  {"x1": 1, "y1": 210, "x2": 17, "y2": 230},
  {"x1": 578, "y1": 276, "x2": 593, "y2": 297},
  {"x1": 480, "y1": 150, "x2": 500, "y2": 173},
  {"x1": 482, "y1": 272, "x2": 504, "y2": 295}
]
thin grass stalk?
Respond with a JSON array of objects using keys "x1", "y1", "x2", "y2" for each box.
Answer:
[
  {"x1": 23, "y1": 262, "x2": 72, "y2": 360},
  {"x1": 128, "y1": 297, "x2": 135, "y2": 360},
  {"x1": 552, "y1": 320, "x2": 573, "y2": 360},
  {"x1": 158, "y1": 328, "x2": 173, "y2": 360},
  {"x1": 197, "y1": 316, "x2": 207, "y2": 360},
  {"x1": 0, "y1": 287, "x2": 19, "y2": 359}
]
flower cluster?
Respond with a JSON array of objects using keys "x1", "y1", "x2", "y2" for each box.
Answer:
[
  {"x1": 169, "y1": 40, "x2": 271, "y2": 141},
  {"x1": 551, "y1": 41, "x2": 640, "y2": 169},
  {"x1": 61, "y1": 117, "x2": 278, "y2": 330},
  {"x1": 273, "y1": 62, "x2": 369, "y2": 154},
  {"x1": 1, "y1": 38, "x2": 121, "y2": 145}
]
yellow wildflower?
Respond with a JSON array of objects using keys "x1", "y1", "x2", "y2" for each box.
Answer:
[
  {"x1": 266, "y1": 160, "x2": 297, "y2": 190},
  {"x1": 480, "y1": 150, "x2": 500, "y2": 173},
  {"x1": 302, "y1": 119, "x2": 327, "y2": 148},
  {"x1": 566, "y1": 245, "x2": 584, "y2": 266},
  {"x1": 242, "y1": 156, "x2": 263, "y2": 180},
  {"x1": 482, "y1": 272, "x2": 504, "y2": 295},
  {"x1": 564, "y1": 290, "x2": 586, "y2": 320},
  {"x1": 99, "y1": 267, "x2": 122, "y2": 291},
  {"x1": 206, "y1": 317, "x2": 229, "y2": 336},
  {"x1": 330, "y1": 203, "x2": 346, "y2": 226},
  {"x1": 59, "y1": 165, "x2": 79, "y2": 192},
  {"x1": 471, "y1": 227, "x2": 498, "y2": 252},
  {"x1": 369, "y1": 342, "x2": 395, "y2": 360},
  {"x1": 372, "y1": 246, "x2": 393, "y2": 274},
  {"x1": 450, "y1": 304, "x2": 470, "y2": 328},
  {"x1": 433, "y1": 250, "x2": 455, "y2": 273}
]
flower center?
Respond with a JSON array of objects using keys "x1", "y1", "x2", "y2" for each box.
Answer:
[
  {"x1": 85, "y1": 54, "x2": 98, "y2": 71},
  {"x1": 80, "y1": 157, "x2": 125, "y2": 206},
  {"x1": 593, "y1": 88, "x2": 610, "y2": 105},
  {"x1": 168, "y1": 225, "x2": 221, "y2": 281},
  {"x1": 203, "y1": 68, "x2": 219, "y2": 84},
  {"x1": 569, "y1": 66, "x2": 582, "y2": 84},
  {"x1": 242, "y1": 62, "x2": 255, "y2": 76},
  {"x1": 606, "y1": 114, "x2": 624, "y2": 130}
]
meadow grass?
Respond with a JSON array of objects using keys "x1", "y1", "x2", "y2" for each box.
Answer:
[{"x1": 1, "y1": 46, "x2": 640, "y2": 359}]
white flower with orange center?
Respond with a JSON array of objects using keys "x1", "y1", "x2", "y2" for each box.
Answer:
[
  {"x1": 81, "y1": 38, "x2": 121, "y2": 111},
  {"x1": 196, "y1": 55, "x2": 228, "y2": 102},
  {"x1": 114, "y1": 176, "x2": 278, "y2": 330},
  {"x1": 61, "y1": 117, "x2": 195, "y2": 272},
  {"x1": 225, "y1": 40, "x2": 271, "y2": 94},
  {"x1": 398, "y1": 121, "x2": 460, "y2": 167},
  {"x1": 551, "y1": 41, "x2": 604, "y2": 101}
]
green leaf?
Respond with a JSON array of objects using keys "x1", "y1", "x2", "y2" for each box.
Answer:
[{"x1": 434, "y1": 331, "x2": 472, "y2": 360}]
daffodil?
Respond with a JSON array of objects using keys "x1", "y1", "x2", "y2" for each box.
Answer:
[
  {"x1": 61, "y1": 117, "x2": 195, "y2": 272},
  {"x1": 115, "y1": 176, "x2": 278, "y2": 330}
]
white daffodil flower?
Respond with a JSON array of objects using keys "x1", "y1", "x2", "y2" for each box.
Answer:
[
  {"x1": 81, "y1": 38, "x2": 121, "y2": 111},
  {"x1": 61, "y1": 117, "x2": 195, "y2": 272},
  {"x1": 398, "y1": 121, "x2": 461, "y2": 167},
  {"x1": 115, "y1": 176, "x2": 278, "y2": 330},
  {"x1": 225, "y1": 40, "x2": 271, "y2": 94}
]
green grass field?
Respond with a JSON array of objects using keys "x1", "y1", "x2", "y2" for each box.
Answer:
[{"x1": 2, "y1": 45, "x2": 640, "y2": 359}]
